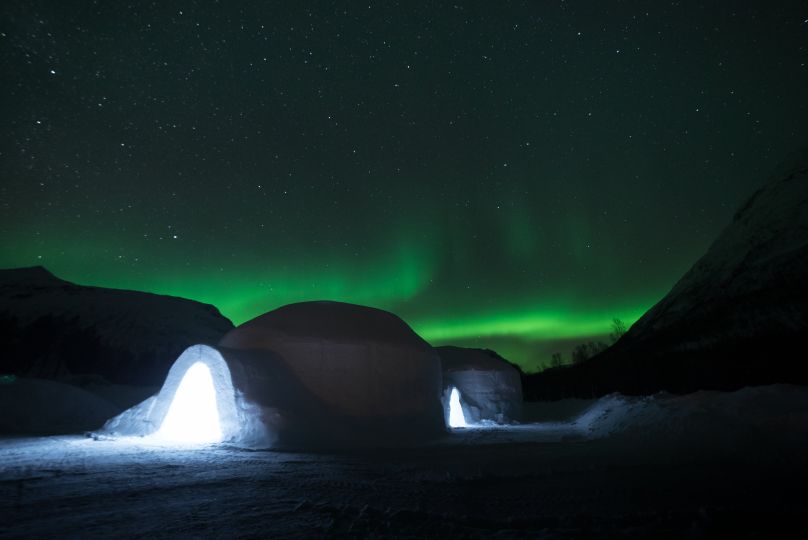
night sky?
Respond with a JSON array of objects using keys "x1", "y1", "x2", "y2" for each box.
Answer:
[{"x1": 2, "y1": 2, "x2": 807, "y2": 371}]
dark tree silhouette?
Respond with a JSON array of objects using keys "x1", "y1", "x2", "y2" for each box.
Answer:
[
  {"x1": 572, "y1": 341, "x2": 608, "y2": 364},
  {"x1": 610, "y1": 318, "x2": 627, "y2": 344}
]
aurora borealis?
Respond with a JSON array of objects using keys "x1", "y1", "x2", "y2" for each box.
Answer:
[{"x1": 2, "y1": 2, "x2": 807, "y2": 371}]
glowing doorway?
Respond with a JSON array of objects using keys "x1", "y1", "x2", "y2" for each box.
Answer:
[
  {"x1": 448, "y1": 387, "x2": 468, "y2": 428},
  {"x1": 155, "y1": 362, "x2": 222, "y2": 443}
]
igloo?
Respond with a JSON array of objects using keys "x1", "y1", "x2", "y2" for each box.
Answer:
[
  {"x1": 99, "y1": 301, "x2": 446, "y2": 448},
  {"x1": 437, "y1": 346, "x2": 523, "y2": 425}
]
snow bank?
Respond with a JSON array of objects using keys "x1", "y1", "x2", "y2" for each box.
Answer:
[
  {"x1": 0, "y1": 377, "x2": 121, "y2": 434},
  {"x1": 521, "y1": 398, "x2": 594, "y2": 423},
  {"x1": 571, "y1": 384, "x2": 808, "y2": 453}
]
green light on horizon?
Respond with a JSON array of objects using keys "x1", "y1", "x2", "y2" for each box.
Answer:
[
  {"x1": 412, "y1": 305, "x2": 648, "y2": 343},
  {"x1": 0, "y1": 230, "x2": 664, "y2": 372}
]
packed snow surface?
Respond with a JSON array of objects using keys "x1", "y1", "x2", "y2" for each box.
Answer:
[{"x1": 2, "y1": 384, "x2": 807, "y2": 538}]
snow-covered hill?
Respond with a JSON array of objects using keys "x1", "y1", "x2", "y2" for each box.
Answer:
[
  {"x1": 625, "y1": 147, "x2": 808, "y2": 351},
  {"x1": 525, "y1": 148, "x2": 808, "y2": 398},
  {"x1": 0, "y1": 267, "x2": 234, "y2": 385}
]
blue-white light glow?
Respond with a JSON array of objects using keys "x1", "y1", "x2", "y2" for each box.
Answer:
[
  {"x1": 154, "y1": 362, "x2": 222, "y2": 443},
  {"x1": 448, "y1": 387, "x2": 468, "y2": 428}
]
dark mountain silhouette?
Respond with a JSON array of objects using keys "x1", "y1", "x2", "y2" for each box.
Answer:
[
  {"x1": 525, "y1": 148, "x2": 808, "y2": 399},
  {"x1": 0, "y1": 267, "x2": 234, "y2": 385}
]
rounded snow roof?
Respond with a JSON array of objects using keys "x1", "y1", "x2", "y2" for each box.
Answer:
[
  {"x1": 436, "y1": 346, "x2": 519, "y2": 373},
  {"x1": 218, "y1": 301, "x2": 431, "y2": 350}
]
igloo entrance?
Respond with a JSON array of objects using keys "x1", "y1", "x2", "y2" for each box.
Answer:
[{"x1": 155, "y1": 362, "x2": 222, "y2": 443}]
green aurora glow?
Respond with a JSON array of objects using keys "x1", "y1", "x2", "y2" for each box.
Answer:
[
  {"x1": 2, "y1": 2, "x2": 807, "y2": 371},
  {"x1": 0, "y1": 230, "x2": 664, "y2": 372}
]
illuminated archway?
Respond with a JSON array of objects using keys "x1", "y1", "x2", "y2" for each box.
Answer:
[
  {"x1": 448, "y1": 387, "x2": 468, "y2": 428},
  {"x1": 154, "y1": 362, "x2": 222, "y2": 443}
]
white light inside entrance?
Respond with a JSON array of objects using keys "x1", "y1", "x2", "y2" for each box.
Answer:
[
  {"x1": 448, "y1": 387, "x2": 468, "y2": 428},
  {"x1": 155, "y1": 362, "x2": 222, "y2": 443}
]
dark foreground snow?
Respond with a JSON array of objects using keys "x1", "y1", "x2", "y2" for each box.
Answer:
[{"x1": 2, "y1": 385, "x2": 808, "y2": 538}]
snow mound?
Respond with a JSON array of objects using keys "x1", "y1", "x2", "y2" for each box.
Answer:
[
  {"x1": 0, "y1": 377, "x2": 121, "y2": 434},
  {"x1": 521, "y1": 398, "x2": 594, "y2": 423},
  {"x1": 573, "y1": 384, "x2": 808, "y2": 449}
]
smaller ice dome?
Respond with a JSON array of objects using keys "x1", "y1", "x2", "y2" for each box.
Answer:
[{"x1": 437, "y1": 346, "x2": 523, "y2": 424}]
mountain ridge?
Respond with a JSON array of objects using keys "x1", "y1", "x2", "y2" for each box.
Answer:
[
  {"x1": 524, "y1": 148, "x2": 808, "y2": 399},
  {"x1": 0, "y1": 267, "x2": 234, "y2": 385}
]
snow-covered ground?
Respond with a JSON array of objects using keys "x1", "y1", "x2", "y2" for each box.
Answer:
[{"x1": 2, "y1": 385, "x2": 807, "y2": 538}]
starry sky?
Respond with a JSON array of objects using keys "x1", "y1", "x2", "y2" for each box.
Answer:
[{"x1": 2, "y1": 1, "x2": 807, "y2": 371}]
